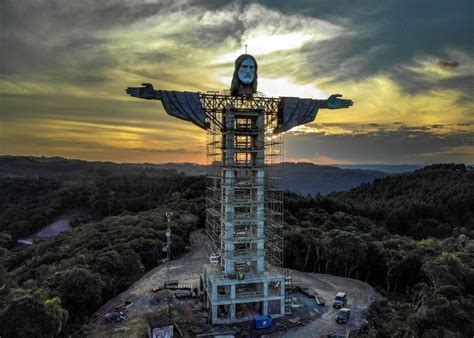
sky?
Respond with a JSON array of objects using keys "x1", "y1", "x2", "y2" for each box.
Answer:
[{"x1": 0, "y1": 0, "x2": 473, "y2": 165}]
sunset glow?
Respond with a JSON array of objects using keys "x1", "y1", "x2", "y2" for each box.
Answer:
[{"x1": 0, "y1": 1, "x2": 472, "y2": 164}]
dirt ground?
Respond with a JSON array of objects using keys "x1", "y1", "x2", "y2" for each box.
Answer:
[
  {"x1": 88, "y1": 230, "x2": 381, "y2": 337},
  {"x1": 279, "y1": 272, "x2": 381, "y2": 337}
]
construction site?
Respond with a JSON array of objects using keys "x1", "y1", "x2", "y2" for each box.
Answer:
[
  {"x1": 101, "y1": 53, "x2": 374, "y2": 337},
  {"x1": 90, "y1": 228, "x2": 381, "y2": 337},
  {"x1": 89, "y1": 92, "x2": 379, "y2": 337}
]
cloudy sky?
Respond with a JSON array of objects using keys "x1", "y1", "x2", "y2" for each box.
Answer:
[{"x1": 1, "y1": 0, "x2": 473, "y2": 164}]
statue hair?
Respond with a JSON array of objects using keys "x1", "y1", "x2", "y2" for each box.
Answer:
[{"x1": 230, "y1": 54, "x2": 258, "y2": 96}]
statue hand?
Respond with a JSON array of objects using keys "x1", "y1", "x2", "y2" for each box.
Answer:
[
  {"x1": 327, "y1": 94, "x2": 353, "y2": 109},
  {"x1": 125, "y1": 83, "x2": 156, "y2": 100}
]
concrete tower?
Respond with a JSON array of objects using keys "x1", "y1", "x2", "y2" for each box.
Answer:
[{"x1": 202, "y1": 104, "x2": 286, "y2": 323}]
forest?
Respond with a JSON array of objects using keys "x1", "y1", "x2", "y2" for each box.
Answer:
[
  {"x1": 0, "y1": 159, "x2": 473, "y2": 337},
  {"x1": 284, "y1": 164, "x2": 473, "y2": 337}
]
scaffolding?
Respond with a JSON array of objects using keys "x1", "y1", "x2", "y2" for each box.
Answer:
[
  {"x1": 264, "y1": 117, "x2": 283, "y2": 270},
  {"x1": 202, "y1": 92, "x2": 286, "y2": 324},
  {"x1": 205, "y1": 111, "x2": 223, "y2": 256},
  {"x1": 204, "y1": 93, "x2": 283, "y2": 269}
]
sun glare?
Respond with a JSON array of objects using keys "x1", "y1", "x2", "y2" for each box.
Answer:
[{"x1": 215, "y1": 32, "x2": 313, "y2": 64}]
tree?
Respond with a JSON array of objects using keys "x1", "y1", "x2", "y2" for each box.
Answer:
[
  {"x1": 0, "y1": 290, "x2": 68, "y2": 337},
  {"x1": 48, "y1": 267, "x2": 104, "y2": 322}
]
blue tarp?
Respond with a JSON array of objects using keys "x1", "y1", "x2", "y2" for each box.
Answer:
[{"x1": 254, "y1": 315, "x2": 272, "y2": 329}]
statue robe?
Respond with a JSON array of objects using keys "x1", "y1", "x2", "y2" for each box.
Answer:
[
  {"x1": 157, "y1": 90, "x2": 320, "y2": 133},
  {"x1": 158, "y1": 90, "x2": 209, "y2": 130},
  {"x1": 274, "y1": 97, "x2": 320, "y2": 134}
]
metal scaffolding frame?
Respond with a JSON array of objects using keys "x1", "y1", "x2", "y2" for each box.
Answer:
[
  {"x1": 202, "y1": 92, "x2": 286, "y2": 324},
  {"x1": 204, "y1": 92, "x2": 283, "y2": 270},
  {"x1": 264, "y1": 114, "x2": 283, "y2": 270},
  {"x1": 206, "y1": 114, "x2": 223, "y2": 256}
]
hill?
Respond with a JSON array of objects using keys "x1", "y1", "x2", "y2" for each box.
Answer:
[
  {"x1": 330, "y1": 163, "x2": 474, "y2": 239},
  {"x1": 281, "y1": 162, "x2": 385, "y2": 195},
  {"x1": 0, "y1": 159, "x2": 472, "y2": 337},
  {"x1": 0, "y1": 156, "x2": 386, "y2": 195},
  {"x1": 0, "y1": 155, "x2": 180, "y2": 178},
  {"x1": 283, "y1": 163, "x2": 473, "y2": 337},
  {"x1": 335, "y1": 164, "x2": 423, "y2": 173}
]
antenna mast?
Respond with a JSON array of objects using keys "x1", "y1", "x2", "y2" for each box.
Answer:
[{"x1": 165, "y1": 210, "x2": 173, "y2": 315}]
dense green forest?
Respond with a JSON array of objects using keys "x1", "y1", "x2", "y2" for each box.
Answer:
[
  {"x1": 0, "y1": 164, "x2": 205, "y2": 336},
  {"x1": 284, "y1": 164, "x2": 474, "y2": 337},
  {"x1": 0, "y1": 160, "x2": 472, "y2": 337}
]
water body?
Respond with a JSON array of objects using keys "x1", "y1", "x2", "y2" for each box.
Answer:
[
  {"x1": 32, "y1": 218, "x2": 71, "y2": 238},
  {"x1": 17, "y1": 217, "x2": 71, "y2": 246}
]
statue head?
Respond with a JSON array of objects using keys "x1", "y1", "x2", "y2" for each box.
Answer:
[{"x1": 230, "y1": 54, "x2": 258, "y2": 97}]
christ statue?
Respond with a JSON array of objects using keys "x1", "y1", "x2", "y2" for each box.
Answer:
[
  {"x1": 126, "y1": 54, "x2": 353, "y2": 133},
  {"x1": 126, "y1": 54, "x2": 353, "y2": 324}
]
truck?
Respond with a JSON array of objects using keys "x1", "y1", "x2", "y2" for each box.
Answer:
[{"x1": 332, "y1": 292, "x2": 347, "y2": 309}]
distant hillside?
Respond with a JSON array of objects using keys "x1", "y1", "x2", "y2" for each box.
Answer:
[
  {"x1": 0, "y1": 156, "x2": 180, "y2": 178},
  {"x1": 151, "y1": 161, "x2": 387, "y2": 195},
  {"x1": 329, "y1": 163, "x2": 474, "y2": 239},
  {"x1": 335, "y1": 164, "x2": 423, "y2": 173},
  {"x1": 281, "y1": 162, "x2": 385, "y2": 195},
  {"x1": 0, "y1": 156, "x2": 386, "y2": 195},
  {"x1": 283, "y1": 163, "x2": 474, "y2": 337}
]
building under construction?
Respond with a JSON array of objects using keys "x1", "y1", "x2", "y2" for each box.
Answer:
[
  {"x1": 202, "y1": 94, "x2": 286, "y2": 323},
  {"x1": 126, "y1": 52, "x2": 353, "y2": 325}
]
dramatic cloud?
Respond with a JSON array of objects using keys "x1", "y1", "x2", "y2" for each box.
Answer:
[
  {"x1": 437, "y1": 60, "x2": 459, "y2": 69},
  {"x1": 0, "y1": 0, "x2": 472, "y2": 164},
  {"x1": 285, "y1": 123, "x2": 474, "y2": 164}
]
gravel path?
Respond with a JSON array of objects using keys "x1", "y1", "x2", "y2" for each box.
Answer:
[
  {"x1": 90, "y1": 230, "x2": 381, "y2": 337},
  {"x1": 279, "y1": 271, "x2": 381, "y2": 337},
  {"x1": 91, "y1": 230, "x2": 208, "y2": 332}
]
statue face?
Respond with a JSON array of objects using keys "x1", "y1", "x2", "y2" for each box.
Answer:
[{"x1": 238, "y1": 58, "x2": 255, "y2": 84}]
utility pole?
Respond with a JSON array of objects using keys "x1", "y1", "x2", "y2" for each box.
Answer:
[{"x1": 165, "y1": 211, "x2": 173, "y2": 315}]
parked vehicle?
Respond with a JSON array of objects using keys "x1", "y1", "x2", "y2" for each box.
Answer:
[
  {"x1": 332, "y1": 292, "x2": 347, "y2": 308},
  {"x1": 335, "y1": 308, "x2": 351, "y2": 324}
]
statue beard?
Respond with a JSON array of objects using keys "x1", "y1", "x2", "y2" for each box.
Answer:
[{"x1": 230, "y1": 76, "x2": 258, "y2": 97}]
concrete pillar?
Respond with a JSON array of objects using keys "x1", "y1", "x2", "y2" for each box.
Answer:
[
  {"x1": 280, "y1": 278, "x2": 286, "y2": 316},
  {"x1": 263, "y1": 301, "x2": 269, "y2": 315},
  {"x1": 230, "y1": 304, "x2": 236, "y2": 319},
  {"x1": 212, "y1": 305, "x2": 218, "y2": 323},
  {"x1": 280, "y1": 279, "x2": 285, "y2": 297},
  {"x1": 211, "y1": 282, "x2": 217, "y2": 301}
]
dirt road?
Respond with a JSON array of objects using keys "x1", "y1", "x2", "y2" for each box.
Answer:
[
  {"x1": 90, "y1": 230, "x2": 381, "y2": 337},
  {"x1": 280, "y1": 271, "x2": 381, "y2": 337},
  {"x1": 89, "y1": 230, "x2": 209, "y2": 336}
]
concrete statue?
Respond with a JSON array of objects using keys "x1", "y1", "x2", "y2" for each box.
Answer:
[
  {"x1": 126, "y1": 54, "x2": 353, "y2": 133},
  {"x1": 126, "y1": 54, "x2": 353, "y2": 324}
]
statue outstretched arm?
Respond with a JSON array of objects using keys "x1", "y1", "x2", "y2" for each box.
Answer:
[
  {"x1": 275, "y1": 94, "x2": 353, "y2": 133},
  {"x1": 126, "y1": 83, "x2": 162, "y2": 100},
  {"x1": 125, "y1": 83, "x2": 209, "y2": 130}
]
